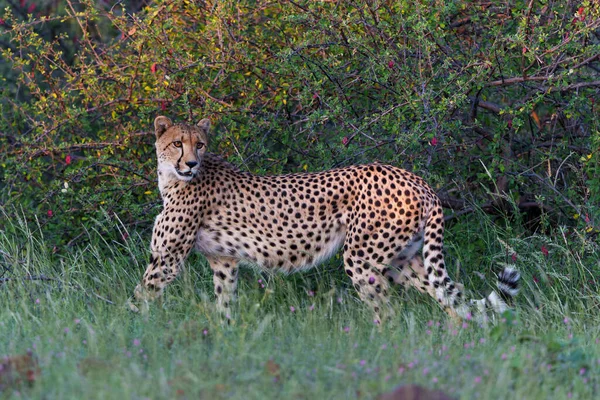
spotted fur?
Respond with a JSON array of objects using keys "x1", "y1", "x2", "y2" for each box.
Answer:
[{"x1": 132, "y1": 116, "x2": 519, "y2": 322}]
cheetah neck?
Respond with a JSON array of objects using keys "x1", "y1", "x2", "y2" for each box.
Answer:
[
  {"x1": 157, "y1": 168, "x2": 181, "y2": 198},
  {"x1": 156, "y1": 153, "x2": 239, "y2": 203}
]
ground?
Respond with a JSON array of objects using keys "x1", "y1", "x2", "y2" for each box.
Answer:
[{"x1": 0, "y1": 215, "x2": 598, "y2": 399}]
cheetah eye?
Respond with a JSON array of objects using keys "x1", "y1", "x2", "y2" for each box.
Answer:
[
  {"x1": 196, "y1": 142, "x2": 205, "y2": 149},
  {"x1": 173, "y1": 141, "x2": 182, "y2": 148}
]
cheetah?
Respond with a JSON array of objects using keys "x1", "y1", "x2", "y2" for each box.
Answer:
[{"x1": 131, "y1": 116, "x2": 520, "y2": 323}]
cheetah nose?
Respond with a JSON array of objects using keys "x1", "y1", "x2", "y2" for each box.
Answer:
[{"x1": 185, "y1": 161, "x2": 198, "y2": 168}]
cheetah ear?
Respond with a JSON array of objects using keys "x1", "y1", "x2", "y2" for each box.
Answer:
[
  {"x1": 154, "y1": 116, "x2": 173, "y2": 139},
  {"x1": 197, "y1": 118, "x2": 211, "y2": 133}
]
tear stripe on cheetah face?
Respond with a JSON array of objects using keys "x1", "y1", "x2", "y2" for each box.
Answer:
[
  {"x1": 133, "y1": 117, "x2": 520, "y2": 322},
  {"x1": 154, "y1": 116, "x2": 210, "y2": 194}
]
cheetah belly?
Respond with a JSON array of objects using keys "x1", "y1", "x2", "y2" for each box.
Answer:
[{"x1": 195, "y1": 222, "x2": 347, "y2": 273}]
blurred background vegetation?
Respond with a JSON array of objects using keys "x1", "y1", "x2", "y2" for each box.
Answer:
[{"x1": 0, "y1": 0, "x2": 598, "y2": 250}]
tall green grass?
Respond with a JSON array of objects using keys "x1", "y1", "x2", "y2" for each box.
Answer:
[{"x1": 1, "y1": 210, "x2": 599, "y2": 399}]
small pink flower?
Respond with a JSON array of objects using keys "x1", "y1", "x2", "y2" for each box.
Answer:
[
  {"x1": 359, "y1": 360, "x2": 366, "y2": 366},
  {"x1": 74, "y1": 319, "x2": 81, "y2": 324},
  {"x1": 398, "y1": 367, "x2": 405, "y2": 374},
  {"x1": 579, "y1": 368, "x2": 586, "y2": 375},
  {"x1": 422, "y1": 367, "x2": 429, "y2": 375},
  {"x1": 65, "y1": 155, "x2": 71, "y2": 165},
  {"x1": 27, "y1": 4, "x2": 36, "y2": 13},
  {"x1": 133, "y1": 338, "x2": 141, "y2": 347},
  {"x1": 343, "y1": 326, "x2": 350, "y2": 333},
  {"x1": 64, "y1": 327, "x2": 70, "y2": 334},
  {"x1": 462, "y1": 322, "x2": 468, "y2": 329},
  {"x1": 35, "y1": 298, "x2": 40, "y2": 304},
  {"x1": 151, "y1": 63, "x2": 157, "y2": 73},
  {"x1": 312, "y1": 92, "x2": 319, "y2": 100},
  {"x1": 541, "y1": 245, "x2": 549, "y2": 257},
  {"x1": 474, "y1": 376, "x2": 482, "y2": 384},
  {"x1": 47, "y1": 210, "x2": 53, "y2": 217},
  {"x1": 430, "y1": 137, "x2": 438, "y2": 146},
  {"x1": 388, "y1": 60, "x2": 394, "y2": 68},
  {"x1": 203, "y1": 329, "x2": 208, "y2": 335},
  {"x1": 563, "y1": 317, "x2": 569, "y2": 324},
  {"x1": 308, "y1": 304, "x2": 314, "y2": 311},
  {"x1": 289, "y1": 306, "x2": 296, "y2": 313},
  {"x1": 511, "y1": 253, "x2": 517, "y2": 262},
  {"x1": 342, "y1": 136, "x2": 349, "y2": 146},
  {"x1": 368, "y1": 276, "x2": 375, "y2": 284},
  {"x1": 501, "y1": 353, "x2": 507, "y2": 360},
  {"x1": 432, "y1": 377, "x2": 438, "y2": 383},
  {"x1": 160, "y1": 101, "x2": 167, "y2": 111}
]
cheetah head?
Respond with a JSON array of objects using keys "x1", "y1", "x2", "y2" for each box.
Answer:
[{"x1": 154, "y1": 116, "x2": 210, "y2": 182}]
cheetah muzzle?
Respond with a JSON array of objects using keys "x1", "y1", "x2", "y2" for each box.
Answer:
[{"x1": 130, "y1": 116, "x2": 520, "y2": 323}]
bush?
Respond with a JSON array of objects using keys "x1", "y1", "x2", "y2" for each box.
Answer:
[{"x1": 1, "y1": 0, "x2": 598, "y2": 247}]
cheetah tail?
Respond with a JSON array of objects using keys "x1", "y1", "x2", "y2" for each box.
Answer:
[{"x1": 469, "y1": 266, "x2": 520, "y2": 316}]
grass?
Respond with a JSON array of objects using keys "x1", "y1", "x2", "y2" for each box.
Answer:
[{"x1": 1, "y1": 212, "x2": 599, "y2": 399}]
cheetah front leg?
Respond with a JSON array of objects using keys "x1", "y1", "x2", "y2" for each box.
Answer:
[
  {"x1": 130, "y1": 209, "x2": 198, "y2": 313},
  {"x1": 206, "y1": 256, "x2": 239, "y2": 316}
]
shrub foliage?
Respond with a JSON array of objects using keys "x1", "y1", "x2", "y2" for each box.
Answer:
[{"x1": 0, "y1": 0, "x2": 598, "y2": 246}]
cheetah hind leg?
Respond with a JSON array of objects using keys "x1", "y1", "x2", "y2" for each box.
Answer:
[
  {"x1": 384, "y1": 255, "x2": 467, "y2": 322},
  {"x1": 384, "y1": 256, "x2": 520, "y2": 323},
  {"x1": 343, "y1": 253, "x2": 394, "y2": 325}
]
